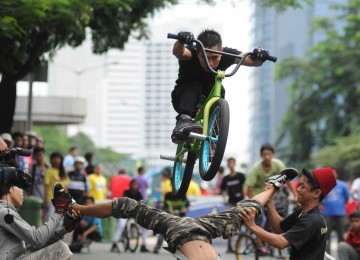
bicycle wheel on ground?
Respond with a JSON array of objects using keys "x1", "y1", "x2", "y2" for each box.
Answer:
[
  {"x1": 172, "y1": 148, "x2": 196, "y2": 196},
  {"x1": 125, "y1": 222, "x2": 139, "y2": 253},
  {"x1": 199, "y1": 99, "x2": 229, "y2": 181},
  {"x1": 235, "y1": 233, "x2": 258, "y2": 260}
]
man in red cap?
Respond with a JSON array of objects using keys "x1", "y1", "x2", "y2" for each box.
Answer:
[{"x1": 240, "y1": 167, "x2": 337, "y2": 260}]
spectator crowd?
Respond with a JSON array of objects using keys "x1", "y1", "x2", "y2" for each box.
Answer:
[{"x1": 0, "y1": 131, "x2": 359, "y2": 259}]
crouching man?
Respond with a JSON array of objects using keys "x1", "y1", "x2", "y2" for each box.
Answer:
[{"x1": 0, "y1": 170, "x2": 81, "y2": 259}]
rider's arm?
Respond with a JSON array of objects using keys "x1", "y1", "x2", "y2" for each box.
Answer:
[{"x1": 173, "y1": 41, "x2": 192, "y2": 60}]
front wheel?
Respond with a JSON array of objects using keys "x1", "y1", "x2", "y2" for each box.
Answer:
[
  {"x1": 172, "y1": 148, "x2": 196, "y2": 196},
  {"x1": 199, "y1": 99, "x2": 229, "y2": 181}
]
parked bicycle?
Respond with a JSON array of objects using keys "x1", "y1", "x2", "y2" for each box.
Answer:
[
  {"x1": 235, "y1": 228, "x2": 289, "y2": 260},
  {"x1": 161, "y1": 33, "x2": 277, "y2": 196},
  {"x1": 111, "y1": 218, "x2": 139, "y2": 253}
]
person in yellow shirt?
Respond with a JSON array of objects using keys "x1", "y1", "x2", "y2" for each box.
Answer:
[
  {"x1": 186, "y1": 179, "x2": 201, "y2": 196},
  {"x1": 160, "y1": 172, "x2": 172, "y2": 199},
  {"x1": 88, "y1": 164, "x2": 107, "y2": 201},
  {"x1": 44, "y1": 151, "x2": 70, "y2": 220}
]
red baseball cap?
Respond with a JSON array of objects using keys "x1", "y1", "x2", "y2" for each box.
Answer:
[{"x1": 310, "y1": 167, "x2": 337, "y2": 197}]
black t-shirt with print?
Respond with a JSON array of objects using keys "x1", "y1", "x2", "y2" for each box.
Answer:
[
  {"x1": 221, "y1": 172, "x2": 246, "y2": 205},
  {"x1": 280, "y1": 206, "x2": 327, "y2": 260},
  {"x1": 175, "y1": 46, "x2": 241, "y2": 89}
]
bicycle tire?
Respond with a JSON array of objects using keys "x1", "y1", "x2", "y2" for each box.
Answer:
[
  {"x1": 125, "y1": 222, "x2": 140, "y2": 253},
  {"x1": 235, "y1": 232, "x2": 258, "y2": 260},
  {"x1": 172, "y1": 149, "x2": 195, "y2": 196},
  {"x1": 199, "y1": 99, "x2": 229, "y2": 181}
]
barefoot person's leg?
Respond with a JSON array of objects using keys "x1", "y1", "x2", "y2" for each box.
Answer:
[
  {"x1": 72, "y1": 201, "x2": 113, "y2": 218},
  {"x1": 194, "y1": 168, "x2": 298, "y2": 240},
  {"x1": 69, "y1": 168, "x2": 298, "y2": 260}
]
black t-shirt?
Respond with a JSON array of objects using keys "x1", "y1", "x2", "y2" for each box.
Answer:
[
  {"x1": 221, "y1": 172, "x2": 246, "y2": 205},
  {"x1": 175, "y1": 46, "x2": 241, "y2": 89},
  {"x1": 123, "y1": 189, "x2": 143, "y2": 202},
  {"x1": 280, "y1": 206, "x2": 327, "y2": 260},
  {"x1": 164, "y1": 192, "x2": 190, "y2": 217},
  {"x1": 68, "y1": 170, "x2": 88, "y2": 203}
]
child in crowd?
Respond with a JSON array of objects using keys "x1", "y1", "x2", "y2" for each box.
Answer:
[{"x1": 338, "y1": 211, "x2": 360, "y2": 260}]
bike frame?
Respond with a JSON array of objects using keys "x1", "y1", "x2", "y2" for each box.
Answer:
[{"x1": 174, "y1": 70, "x2": 225, "y2": 161}]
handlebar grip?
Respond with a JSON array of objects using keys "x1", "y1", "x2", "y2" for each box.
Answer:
[
  {"x1": 167, "y1": 33, "x2": 179, "y2": 40},
  {"x1": 267, "y1": 55, "x2": 277, "y2": 62}
]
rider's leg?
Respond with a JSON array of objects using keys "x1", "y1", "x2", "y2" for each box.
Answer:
[
  {"x1": 173, "y1": 81, "x2": 204, "y2": 117},
  {"x1": 194, "y1": 187, "x2": 273, "y2": 239},
  {"x1": 74, "y1": 187, "x2": 274, "y2": 247},
  {"x1": 171, "y1": 82, "x2": 203, "y2": 142}
]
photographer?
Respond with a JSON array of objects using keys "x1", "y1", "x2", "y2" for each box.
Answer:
[{"x1": 0, "y1": 149, "x2": 81, "y2": 259}]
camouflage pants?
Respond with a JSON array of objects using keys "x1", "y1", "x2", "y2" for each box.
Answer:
[{"x1": 112, "y1": 198, "x2": 263, "y2": 253}]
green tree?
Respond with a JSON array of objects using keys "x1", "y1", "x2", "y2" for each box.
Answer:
[
  {"x1": 0, "y1": 0, "x2": 314, "y2": 133},
  {"x1": 276, "y1": 0, "x2": 360, "y2": 165},
  {"x1": 0, "y1": 0, "x2": 177, "y2": 133},
  {"x1": 33, "y1": 125, "x2": 70, "y2": 155},
  {"x1": 34, "y1": 125, "x2": 125, "y2": 163},
  {"x1": 68, "y1": 132, "x2": 96, "y2": 155},
  {"x1": 314, "y1": 134, "x2": 360, "y2": 181}
]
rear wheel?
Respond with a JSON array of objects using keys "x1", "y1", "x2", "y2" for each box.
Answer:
[
  {"x1": 172, "y1": 147, "x2": 195, "y2": 196},
  {"x1": 235, "y1": 233, "x2": 258, "y2": 260},
  {"x1": 199, "y1": 99, "x2": 229, "y2": 181}
]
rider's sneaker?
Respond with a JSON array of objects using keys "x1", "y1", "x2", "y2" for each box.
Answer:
[
  {"x1": 51, "y1": 182, "x2": 74, "y2": 215},
  {"x1": 171, "y1": 114, "x2": 202, "y2": 144},
  {"x1": 265, "y1": 168, "x2": 299, "y2": 189}
]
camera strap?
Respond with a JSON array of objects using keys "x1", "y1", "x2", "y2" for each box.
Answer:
[{"x1": 4, "y1": 194, "x2": 14, "y2": 224}]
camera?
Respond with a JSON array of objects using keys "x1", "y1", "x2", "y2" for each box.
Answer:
[{"x1": 0, "y1": 148, "x2": 33, "y2": 192}]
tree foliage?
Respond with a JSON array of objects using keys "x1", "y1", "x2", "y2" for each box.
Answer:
[
  {"x1": 314, "y1": 134, "x2": 360, "y2": 180},
  {"x1": 0, "y1": 0, "x2": 314, "y2": 133},
  {"x1": 33, "y1": 125, "x2": 126, "y2": 163},
  {"x1": 0, "y1": 0, "x2": 177, "y2": 133},
  {"x1": 256, "y1": 0, "x2": 312, "y2": 11},
  {"x1": 276, "y1": 0, "x2": 360, "y2": 165}
]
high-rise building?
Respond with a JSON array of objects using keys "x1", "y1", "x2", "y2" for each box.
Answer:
[
  {"x1": 100, "y1": 41, "x2": 145, "y2": 156},
  {"x1": 248, "y1": 1, "x2": 345, "y2": 164},
  {"x1": 143, "y1": 42, "x2": 178, "y2": 166}
]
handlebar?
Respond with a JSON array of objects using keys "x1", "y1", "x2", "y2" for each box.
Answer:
[{"x1": 167, "y1": 33, "x2": 277, "y2": 76}]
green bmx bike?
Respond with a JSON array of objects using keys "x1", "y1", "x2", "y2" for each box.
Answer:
[{"x1": 161, "y1": 33, "x2": 277, "y2": 196}]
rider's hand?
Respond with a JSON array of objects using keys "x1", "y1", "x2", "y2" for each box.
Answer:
[
  {"x1": 177, "y1": 31, "x2": 194, "y2": 45},
  {"x1": 252, "y1": 48, "x2": 269, "y2": 62}
]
